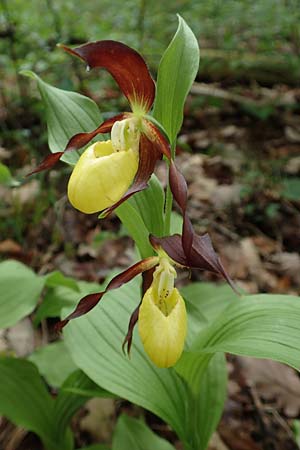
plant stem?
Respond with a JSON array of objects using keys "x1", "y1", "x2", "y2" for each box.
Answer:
[{"x1": 164, "y1": 141, "x2": 176, "y2": 235}]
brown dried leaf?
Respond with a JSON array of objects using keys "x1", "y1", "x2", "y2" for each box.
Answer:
[
  {"x1": 208, "y1": 433, "x2": 230, "y2": 450},
  {"x1": 80, "y1": 398, "x2": 115, "y2": 442},
  {"x1": 241, "y1": 357, "x2": 300, "y2": 417},
  {"x1": 0, "y1": 239, "x2": 22, "y2": 255}
]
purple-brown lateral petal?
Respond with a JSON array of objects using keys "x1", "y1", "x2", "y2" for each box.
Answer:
[
  {"x1": 63, "y1": 113, "x2": 127, "y2": 152},
  {"x1": 190, "y1": 233, "x2": 237, "y2": 291},
  {"x1": 27, "y1": 152, "x2": 64, "y2": 176},
  {"x1": 169, "y1": 161, "x2": 193, "y2": 258},
  {"x1": 122, "y1": 267, "x2": 156, "y2": 355},
  {"x1": 150, "y1": 234, "x2": 187, "y2": 266},
  {"x1": 143, "y1": 119, "x2": 171, "y2": 159},
  {"x1": 61, "y1": 41, "x2": 155, "y2": 112},
  {"x1": 28, "y1": 114, "x2": 124, "y2": 176},
  {"x1": 101, "y1": 132, "x2": 162, "y2": 216},
  {"x1": 122, "y1": 301, "x2": 141, "y2": 356},
  {"x1": 151, "y1": 233, "x2": 237, "y2": 292},
  {"x1": 56, "y1": 256, "x2": 158, "y2": 330}
]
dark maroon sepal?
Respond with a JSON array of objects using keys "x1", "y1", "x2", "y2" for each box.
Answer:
[
  {"x1": 151, "y1": 233, "x2": 238, "y2": 293},
  {"x1": 122, "y1": 302, "x2": 141, "y2": 356},
  {"x1": 169, "y1": 161, "x2": 193, "y2": 257},
  {"x1": 63, "y1": 113, "x2": 126, "y2": 151},
  {"x1": 27, "y1": 152, "x2": 63, "y2": 176},
  {"x1": 56, "y1": 256, "x2": 158, "y2": 330},
  {"x1": 61, "y1": 41, "x2": 155, "y2": 112},
  {"x1": 122, "y1": 267, "x2": 155, "y2": 355},
  {"x1": 142, "y1": 119, "x2": 171, "y2": 160},
  {"x1": 28, "y1": 114, "x2": 124, "y2": 176}
]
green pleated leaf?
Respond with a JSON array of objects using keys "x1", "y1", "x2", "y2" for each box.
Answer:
[
  {"x1": 0, "y1": 359, "x2": 105, "y2": 450},
  {"x1": 78, "y1": 446, "x2": 110, "y2": 450},
  {"x1": 0, "y1": 357, "x2": 58, "y2": 450},
  {"x1": 53, "y1": 370, "x2": 101, "y2": 446},
  {"x1": 116, "y1": 202, "x2": 154, "y2": 259},
  {"x1": 181, "y1": 282, "x2": 238, "y2": 345},
  {"x1": 177, "y1": 294, "x2": 300, "y2": 389},
  {"x1": 63, "y1": 278, "x2": 188, "y2": 444},
  {"x1": 34, "y1": 281, "x2": 101, "y2": 325},
  {"x1": 29, "y1": 341, "x2": 77, "y2": 388},
  {"x1": 128, "y1": 175, "x2": 165, "y2": 237},
  {"x1": 21, "y1": 70, "x2": 102, "y2": 165},
  {"x1": 185, "y1": 353, "x2": 227, "y2": 450},
  {"x1": 45, "y1": 271, "x2": 79, "y2": 292},
  {"x1": 170, "y1": 211, "x2": 183, "y2": 234},
  {"x1": 112, "y1": 414, "x2": 175, "y2": 450},
  {"x1": 181, "y1": 282, "x2": 237, "y2": 322},
  {"x1": 0, "y1": 162, "x2": 12, "y2": 185},
  {"x1": 0, "y1": 260, "x2": 44, "y2": 329},
  {"x1": 153, "y1": 15, "x2": 200, "y2": 144},
  {"x1": 116, "y1": 175, "x2": 165, "y2": 258}
]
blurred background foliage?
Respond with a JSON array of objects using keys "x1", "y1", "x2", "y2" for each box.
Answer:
[{"x1": 2, "y1": 0, "x2": 300, "y2": 95}]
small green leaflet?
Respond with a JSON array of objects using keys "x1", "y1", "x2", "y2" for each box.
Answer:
[
  {"x1": 29, "y1": 341, "x2": 77, "y2": 388},
  {"x1": 176, "y1": 293, "x2": 300, "y2": 389},
  {"x1": 0, "y1": 357, "x2": 59, "y2": 450},
  {"x1": 153, "y1": 15, "x2": 200, "y2": 146},
  {"x1": 112, "y1": 414, "x2": 175, "y2": 450},
  {"x1": 116, "y1": 175, "x2": 165, "y2": 258},
  {"x1": 21, "y1": 70, "x2": 102, "y2": 165},
  {"x1": 0, "y1": 260, "x2": 44, "y2": 329}
]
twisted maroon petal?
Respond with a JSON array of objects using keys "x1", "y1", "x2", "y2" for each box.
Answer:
[
  {"x1": 56, "y1": 256, "x2": 158, "y2": 331},
  {"x1": 27, "y1": 152, "x2": 64, "y2": 176},
  {"x1": 122, "y1": 266, "x2": 156, "y2": 355},
  {"x1": 61, "y1": 41, "x2": 155, "y2": 112},
  {"x1": 122, "y1": 301, "x2": 141, "y2": 356},
  {"x1": 142, "y1": 119, "x2": 171, "y2": 159},
  {"x1": 150, "y1": 155, "x2": 238, "y2": 291},
  {"x1": 150, "y1": 234, "x2": 237, "y2": 292},
  {"x1": 169, "y1": 161, "x2": 194, "y2": 258},
  {"x1": 28, "y1": 114, "x2": 125, "y2": 176}
]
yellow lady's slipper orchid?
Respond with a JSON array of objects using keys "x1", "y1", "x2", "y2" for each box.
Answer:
[
  {"x1": 57, "y1": 230, "x2": 235, "y2": 369},
  {"x1": 68, "y1": 140, "x2": 138, "y2": 214},
  {"x1": 138, "y1": 257, "x2": 187, "y2": 368},
  {"x1": 29, "y1": 40, "x2": 171, "y2": 217}
]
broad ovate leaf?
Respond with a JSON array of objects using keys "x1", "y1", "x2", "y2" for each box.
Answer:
[
  {"x1": 63, "y1": 278, "x2": 188, "y2": 443},
  {"x1": 184, "y1": 353, "x2": 227, "y2": 450},
  {"x1": 0, "y1": 357, "x2": 58, "y2": 450},
  {"x1": 0, "y1": 260, "x2": 44, "y2": 329},
  {"x1": 153, "y1": 15, "x2": 199, "y2": 145},
  {"x1": 29, "y1": 341, "x2": 77, "y2": 388},
  {"x1": 0, "y1": 162, "x2": 12, "y2": 185},
  {"x1": 116, "y1": 201, "x2": 154, "y2": 258},
  {"x1": 21, "y1": 70, "x2": 102, "y2": 164},
  {"x1": 112, "y1": 414, "x2": 175, "y2": 450},
  {"x1": 128, "y1": 174, "x2": 165, "y2": 237},
  {"x1": 176, "y1": 294, "x2": 300, "y2": 389},
  {"x1": 116, "y1": 174, "x2": 165, "y2": 258}
]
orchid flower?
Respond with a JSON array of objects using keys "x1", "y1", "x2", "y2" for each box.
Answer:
[
  {"x1": 30, "y1": 38, "x2": 237, "y2": 367},
  {"x1": 57, "y1": 229, "x2": 236, "y2": 368},
  {"x1": 29, "y1": 40, "x2": 171, "y2": 215}
]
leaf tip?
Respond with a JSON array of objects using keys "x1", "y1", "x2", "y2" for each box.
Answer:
[{"x1": 19, "y1": 70, "x2": 36, "y2": 80}]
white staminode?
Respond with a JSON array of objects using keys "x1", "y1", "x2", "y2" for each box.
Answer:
[{"x1": 111, "y1": 117, "x2": 140, "y2": 153}]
